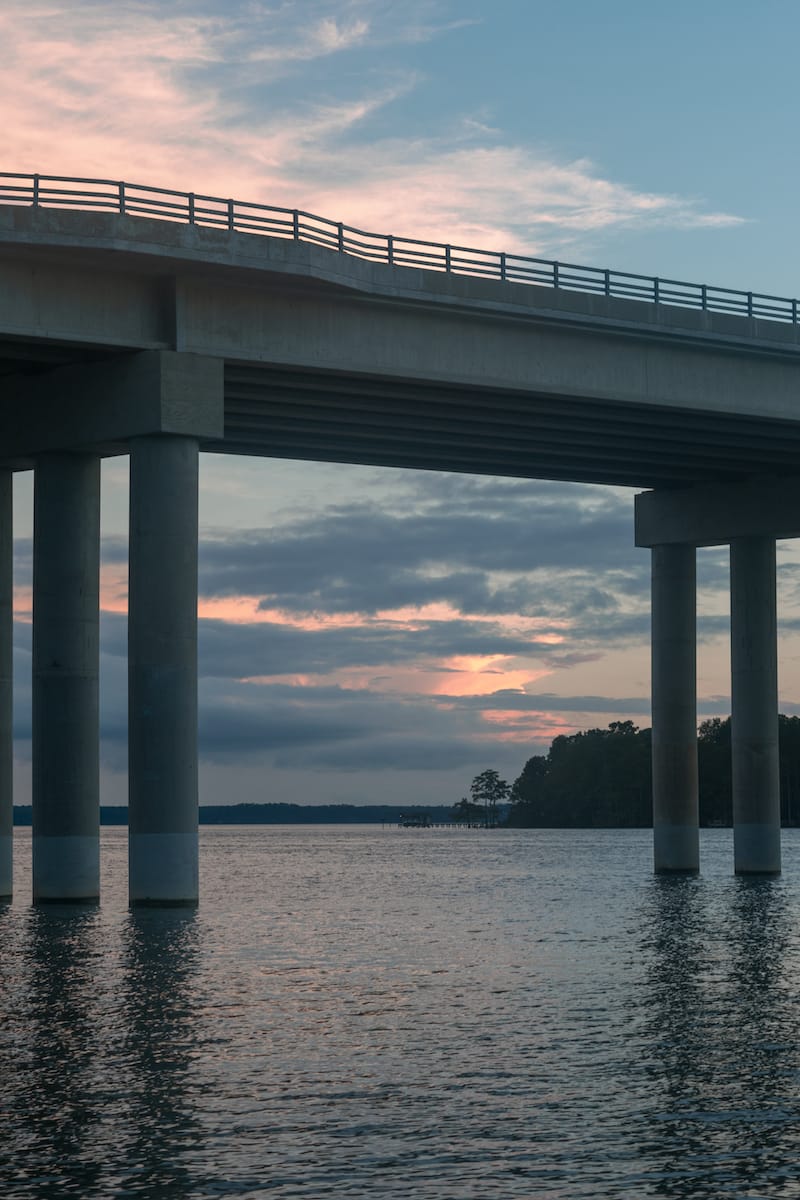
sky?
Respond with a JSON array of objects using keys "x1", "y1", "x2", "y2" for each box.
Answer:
[{"x1": 4, "y1": 0, "x2": 800, "y2": 807}]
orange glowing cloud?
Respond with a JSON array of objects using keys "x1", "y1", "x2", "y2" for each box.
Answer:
[
  {"x1": 478, "y1": 710, "x2": 580, "y2": 743},
  {"x1": 13, "y1": 586, "x2": 32, "y2": 622},
  {"x1": 99, "y1": 563, "x2": 128, "y2": 614},
  {"x1": 14, "y1": 554, "x2": 575, "y2": 725},
  {"x1": 429, "y1": 656, "x2": 549, "y2": 698}
]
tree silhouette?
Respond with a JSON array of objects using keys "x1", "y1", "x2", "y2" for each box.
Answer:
[
  {"x1": 450, "y1": 797, "x2": 485, "y2": 825},
  {"x1": 507, "y1": 722, "x2": 650, "y2": 827},
  {"x1": 506, "y1": 715, "x2": 800, "y2": 828},
  {"x1": 469, "y1": 769, "x2": 510, "y2": 827}
]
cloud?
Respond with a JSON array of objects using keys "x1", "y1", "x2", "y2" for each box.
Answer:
[
  {"x1": 9, "y1": 463, "x2": 746, "y2": 781},
  {"x1": 190, "y1": 675, "x2": 653, "y2": 770},
  {"x1": 245, "y1": 15, "x2": 371, "y2": 62},
  {"x1": 12, "y1": 469, "x2": 665, "y2": 773},
  {"x1": 1, "y1": 0, "x2": 745, "y2": 260},
  {"x1": 109, "y1": 611, "x2": 568, "y2": 679},
  {"x1": 194, "y1": 675, "x2": 499, "y2": 770},
  {"x1": 441, "y1": 689, "x2": 734, "y2": 718},
  {"x1": 303, "y1": 144, "x2": 744, "y2": 256},
  {"x1": 14, "y1": 453, "x2": 775, "y2": 787},
  {"x1": 198, "y1": 476, "x2": 644, "y2": 618}
]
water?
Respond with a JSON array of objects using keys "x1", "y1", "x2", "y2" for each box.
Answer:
[{"x1": 3, "y1": 826, "x2": 800, "y2": 1199}]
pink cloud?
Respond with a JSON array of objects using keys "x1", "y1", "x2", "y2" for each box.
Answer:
[
  {"x1": 478, "y1": 710, "x2": 581, "y2": 743},
  {"x1": 1, "y1": 2, "x2": 744, "y2": 260}
]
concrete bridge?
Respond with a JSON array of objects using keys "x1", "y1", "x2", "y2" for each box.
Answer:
[{"x1": 2, "y1": 173, "x2": 800, "y2": 903}]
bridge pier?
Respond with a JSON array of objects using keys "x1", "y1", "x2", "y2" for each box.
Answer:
[
  {"x1": 636, "y1": 481, "x2": 800, "y2": 876},
  {"x1": 731, "y1": 537, "x2": 781, "y2": 874},
  {"x1": 651, "y1": 543, "x2": 699, "y2": 872},
  {"x1": 0, "y1": 472, "x2": 12, "y2": 900},
  {"x1": 128, "y1": 435, "x2": 199, "y2": 905},
  {"x1": 0, "y1": 351, "x2": 221, "y2": 903},
  {"x1": 32, "y1": 454, "x2": 100, "y2": 902}
]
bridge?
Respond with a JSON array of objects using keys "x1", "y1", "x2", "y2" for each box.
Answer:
[{"x1": 2, "y1": 172, "x2": 800, "y2": 902}]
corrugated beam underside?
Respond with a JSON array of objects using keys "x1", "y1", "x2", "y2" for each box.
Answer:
[{"x1": 209, "y1": 364, "x2": 800, "y2": 488}]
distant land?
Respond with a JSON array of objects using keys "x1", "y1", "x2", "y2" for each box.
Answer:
[
  {"x1": 12, "y1": 804, "x2": 457, "y2": 826},
  {"x1": 13, "y1": 715, "x2": 800, "y2": 830}
]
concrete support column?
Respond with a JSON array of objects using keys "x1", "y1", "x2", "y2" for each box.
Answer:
[
  {"x1": 651, "y1": 543, "x2": 699, "y2": 872},
  {"x1": 128, "y1": 436, "x2": 199, "y2": 905},
  {"x1": 0, "y1": 473, "x2": 12, "y2": 900},
  {"x1": 32, "y1": 455, "x2": 100, "y2": 901},
  {"x1": 731, "y1": 537, "x2": 780, "y2": 874}
]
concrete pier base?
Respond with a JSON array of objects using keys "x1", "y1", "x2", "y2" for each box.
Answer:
[
  {"x1": 0, "y1": 839, "x2": 10, "y2": 901},
  {"x1": 0, "y1": 472, "x2": 12, "y2": 899},
  {"x1": 32, "y1": 455, "x2": 100, "y2": 902},
  {"x1": 651, "y1": 543, "x2": 699, "y2": 873},
  {"x1": 731, "y1": 537, "x2": 781, "y2": 874},
  {"x1": 33, "y1": 836, "x2": 100, "y2": 899},
  {"x1": 128, "y1": 436, "x2": 199, "y2": 905}
]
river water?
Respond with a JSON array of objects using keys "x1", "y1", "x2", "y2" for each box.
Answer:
[{"x1": 2, "y1": 825, "x2": 800, "y2": 1199}]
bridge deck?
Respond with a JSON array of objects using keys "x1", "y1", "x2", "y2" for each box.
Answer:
[{"x1": 2, "y1": 202, "x2": 800, "y2": 488}]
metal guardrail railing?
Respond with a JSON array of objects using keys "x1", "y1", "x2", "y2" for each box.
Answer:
[{"x1": 1, "y1": 171, "x2": 797, "y2": 326}]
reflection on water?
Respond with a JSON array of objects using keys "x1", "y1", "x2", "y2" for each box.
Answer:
[
  {"x1": 32, "y1": 908, "x2": 109, "y2": 1192},
  {"x1": 2, "y1": 827, "x2": 800, "y2": 1198},
  {"x1": 4, "y1": 907, "x2": 108, "y2": 1196},
  {"x1": 0, "y1": 904, "x2": 202, "y2": 1199},
  {"x1": 635, "y1": 875, "x2": 800, "y2": 1198},
  {"x1": 114, "y1": 911, "x2": 203, "y2": 1199}
]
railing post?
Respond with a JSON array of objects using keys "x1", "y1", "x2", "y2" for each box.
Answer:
[
  {"x1": 188, "y1": 193, "x2": 196, "y2": 225},
  {"x1": 387, "y1": 235, "x2": 394, "y2": 266},
  {"x1": 701, "y1": 284, "x2": 707, "y2": 311},
  {"x1": 604, "y1": 269, "x2": 611, "y2": 297},
  {"x1": 553, "y1": 262, "x2": 560, "y2": 289},
  {"x1": 653, "y1": 278, "x2": 660, "y2": 305},
  {"x1": 499, "y1": 252, "x2": 506, "y2": 282},
  {"x1": 445, "y1": 245, "x2": 452, "y2": 272},
  {"x1": 118, "y1": 182, "x2": 126, "y2": 216},
  {"x1": 293, "y1": 210, "x2": 300, "y2": 240},
  {"x1": 32, "y1": 173, "x2": 40, "y2": 208},
  {"x1": 227, "y1": 199, "x2": 235, "y2": 231},
  {"x1": 337, "y1": 222, "x2": 344, "y2": 252},
  {"x1": 747, "y1": 292, "x2": 754, "y2": 318},
  {"x1": 793, "y1": 299, "x2": 798, "y2": 325}
]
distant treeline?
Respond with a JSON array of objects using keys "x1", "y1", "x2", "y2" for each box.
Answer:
[
  {"x1": 14, "y1": 718, "x2": 800, "y2": 830},
  {"x1": 506, "y1": 716, "x2": 800, "y2": 828},
  {"x1": 11, "y1": 803, "x2": 456, "y2": 827}
]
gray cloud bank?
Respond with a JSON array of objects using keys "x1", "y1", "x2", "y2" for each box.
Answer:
[{"x1": 13, "y1": 471, "x2": 797, "y2": 799}]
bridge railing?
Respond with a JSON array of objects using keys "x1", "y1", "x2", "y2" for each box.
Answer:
[{"x1": 1, "y1": 171, "x2": 797, "y2": 326}]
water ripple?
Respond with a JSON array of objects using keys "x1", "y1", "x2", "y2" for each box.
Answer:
[{"x1": 2, "y1": 827, "x2": 800, "y2": 1196}]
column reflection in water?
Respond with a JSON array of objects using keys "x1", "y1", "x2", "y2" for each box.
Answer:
[
  {"x1": 720, "y1": 880, "x2": 798, "y2": 1191},
  {"x1": 0, "y1": 906, "x2": 205, "y2": 1199},
  {"x1": 638, "y1": 876, "x2": 711, "y2": 1197},
  {"x1": 0, "y1": 906, "x2": 107, "y2": 1195},
  {"x1": 113, "y1": 909, "x2": 204, "y2": 1198},
  {"x1": 636, "y1": 875, "x2": 800, "y2": 1198}
]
